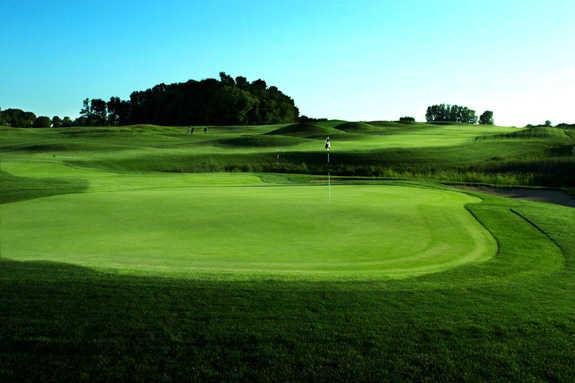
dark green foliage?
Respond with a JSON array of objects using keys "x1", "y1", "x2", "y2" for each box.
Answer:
[
  {"x1": 77, "y1": 73, "x2": 299, "y2": 126},
  {"x1": 426, "y1": 104, "x2": 478, "y2": 124},
  {"x1": 0, "y1": 108, "x2": 36, "y2": 127},
  {"x1": 76, "y1": 98, "x2": 109, "y2": 126},
  {"x1": 399, "y1": 116, "x2": 415, "y2": 123},
  {"x1": 106, "y1": 96, "x2": 130, "y2": 126},
  {"x1": 479, "y1": 110, "x2": 494, "y2": 125},
  {"x1": 61, "y1": 116, "x2": 73, "y2": 127},
  {"x1": 299, "y1": 115, "x2": 328, "y2": 122},
  {"x1": 51, "y1": 116, "x2": 62, "y2": 127},
  {"x1": 90, "y1": 99, "x2": 107, "y2": 124},
  {"x1": 33, "y1": 116, "x2": 51, "y2": 128}
]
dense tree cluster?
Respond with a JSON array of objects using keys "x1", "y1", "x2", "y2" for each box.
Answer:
[
  {"x1": 479, "y1": 111, "x2": 494, "y2": 125},
  {"x1": 0, "y1": 107, "x2": 73, "y2": 128},
  {"x1": 399, "y1": 116, "x2": 416, "y2": 123},
  {"x1": 33, "y1": 116, "x2": 51, "y2": 128},
  {"x1": 426, "y1": 104, "x2": 478, "y2": 124},
  {"x1": 77, "y1": 73, "x2": 299, "y2": 126},
  {"x1": 0, "y1": 108, "x2": 37, "y2": 128}
]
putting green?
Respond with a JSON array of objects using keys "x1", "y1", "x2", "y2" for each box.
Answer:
[{"x1": 0, "y1": 184, "x2": 495, "y2": 280}]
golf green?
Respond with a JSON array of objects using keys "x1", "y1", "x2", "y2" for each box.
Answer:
[{"x1": 0, "y1": 183, "x2": 495, "y2": 279}]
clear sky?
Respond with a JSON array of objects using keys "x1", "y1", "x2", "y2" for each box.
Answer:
[{"x1": 1, "y1": 0, "x2": 574, "y2": 126}]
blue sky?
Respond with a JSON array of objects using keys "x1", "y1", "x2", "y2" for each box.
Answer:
[{"x1": 1, "y1": 0, "x2": 574, "y2": 126}]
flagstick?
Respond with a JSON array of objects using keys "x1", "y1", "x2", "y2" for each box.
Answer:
[
  {"x1": 328, "y1": 170, "x2": 331, "y2": 202},
  {"x1": 327, "y1": 150, "x2": 331, "y2": 202},
  {"x1": 325, "y1": 136, "x2": 332, "y2": 203}
]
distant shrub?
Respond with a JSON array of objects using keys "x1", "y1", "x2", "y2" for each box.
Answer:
[
  {"x1": 298, "y1": 116, "x2": 328, "y2": 123},
  {"x1": 399, "y1": 117, "x2": 416, "y2": 123}
]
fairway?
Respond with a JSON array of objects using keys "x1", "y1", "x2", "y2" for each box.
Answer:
[{"x1": 0, "y1": 182, "x2": 494, "y2": 279}]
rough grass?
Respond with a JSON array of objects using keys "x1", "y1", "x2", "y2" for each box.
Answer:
[
  {"x1": 216, "y1": 135, "x2": 303, "y2": 147},
  {"x1": 333, "y1": 121, "x2": 376, "y2": 133},
  {"x1": 266, "y1": 122, "x2": 341, "y2": 138}
]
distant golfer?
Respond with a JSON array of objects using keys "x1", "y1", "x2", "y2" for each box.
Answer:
[{"x1": 325, "y1": 136, "x2": 331, "y2": 151}]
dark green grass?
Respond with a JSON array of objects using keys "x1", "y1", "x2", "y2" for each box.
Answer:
[
  {"x1": 266, "y1": 122, "x2": 343, "y2": 138},
  {"x1": 216, "y1": 135, "x2": 303, "y2": 148},
  {"x1": 0, "y1": 171, "x2": 88, "y2": 204},
  {"x1": 332, "y1": 121, "x2": 376, "y2": 133},
  {"x1": 477, "y1": 126, "x2": 571, "y2": 140}
]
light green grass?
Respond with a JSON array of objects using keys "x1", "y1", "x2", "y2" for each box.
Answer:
[{"x1": 0, "y1": 181, "x2": 494, "y2": 280}]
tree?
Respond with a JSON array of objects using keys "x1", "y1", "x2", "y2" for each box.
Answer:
[
  {"x1": 33, "y1": 116, "x2": 52, "y2": 128},
  {"x1": 80, "y1": 98, "x2": 90, "y2": 119},
  {"x1": 62, "y1": 117, "x2": 73, "y2": 127},
  {"x1": 94, "y1": 74, "x2": 298, "y2": 126},
  {"x1": 107, "y1": 97, "x2": 119, "y2": 125},
  {"x1": 219, "y1": 72, "x2": 235, "y2": 86},
  {"x1": 426, "y1": 104, "x2": 477, "y2": 124},
  {"x1": 52, "y1": 116, "x2": 62, "y2": 128},
  {"x1": 545, "y1": 120, "x2": 552, "y2": 127},
  {"x1": 235, "y1": 76, "x2": 249, "y2": 89},
  {"x1": 90, "y1": 99, "x2": 107, "y2": 125},
  {"x1": 399, "y1": 116, "x2": 415, "y2": 123},
  {"x1": 479, "y1": 111, "x2": 494, "y2": 125},
  {"x1": 0, "y1": 108, "x2": 36, "y2": 127}
]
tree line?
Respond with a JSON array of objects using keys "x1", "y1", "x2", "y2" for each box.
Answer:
[
  {"x1": 0, "y1": 73, "x2": 299, "y2": 128},
  {"x1": 76, "y1": 73, "x2": 299, "y2": 126},
  {"x1": 0, "y1": 108, "x2": 73, "y2": 128},
  {"x1": 426, "y1": 104, "x2": 494, "y2": 125}
]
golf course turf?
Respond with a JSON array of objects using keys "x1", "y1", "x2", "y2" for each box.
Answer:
[
  {"x1": 1, "y1": 181, "x2": 495, "y2": 280},
  {"x1": 1, "y1": 122, "x2": 575, "y2": 381}
]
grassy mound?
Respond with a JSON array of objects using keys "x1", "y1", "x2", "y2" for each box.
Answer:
[
  {"x1": 480, "y1": 126, "x2": 571, "y2": 141},
  {"x1": 266, "y1": 122, "x2": 339, "y2": 138},
  {"x1": 333, "y1": 121, "x2": 376, "y2": 133},
  {"x1": 216, "y1": 135, "x2": 302, "y2": 147}
]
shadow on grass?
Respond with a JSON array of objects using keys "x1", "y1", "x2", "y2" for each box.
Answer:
[{"x1": 0, "y1": 171, "x2": 88, "y2": 204}]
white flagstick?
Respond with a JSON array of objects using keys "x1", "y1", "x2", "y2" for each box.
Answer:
[
  {"x1": 328, "y1": 170, "x2": 331, "y2": 202},
  {"x1": 325, "y1": 137, "x2": 331, "y2": 202}
]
